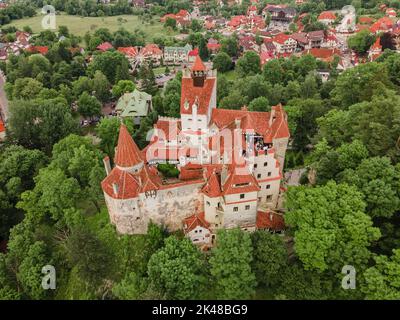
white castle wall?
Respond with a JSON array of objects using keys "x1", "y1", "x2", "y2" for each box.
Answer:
[{"x1": 105, "y1": 182, "x2": 204, "y2": 234}]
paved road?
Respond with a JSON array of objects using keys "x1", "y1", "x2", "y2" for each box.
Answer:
[{"x1": 0, "y1": 73, "x2": 9, "y2": 121}]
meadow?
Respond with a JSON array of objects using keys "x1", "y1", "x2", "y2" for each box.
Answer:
[{"x1": 5, "y1": 13, "x2": 177, "y2": 42}]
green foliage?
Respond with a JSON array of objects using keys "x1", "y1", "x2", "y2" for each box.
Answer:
[
  {"x1": 210, "y1": 229, "x2": 256, "y2": 299},
  {"x1": 347, "y1": 30, "x2": 376, "y2": 55},
  {"x1": 157, "y1": 164, "x2": 180, "y2": 178},
  {"x1": 362, "y1": 249, "x2": 400, "y2": 300},
  {"x1": 8, "y1": 99, "x2": 78, "y2": 153},
  {"x1": 147, "y1": 236, "x2": 206, "y2": 300},
  {"x1": 285, "y1": 181, "x2": 381, "y2": 273},
  {"x1": 88, "y1": 51, "x2": 130, "y2": 84},
  {"x1": 236, "y1": 51, "x2": 261, "y2": 77},
  {"x1": 212, "y1": 52, "x2": 232, "y2": 72},
  {"x1": 77, "y1": 92, "x2": 102, "y2": 118},
  {"x1": 112, "y1": 80, "x2": 136, "y2": 99},
  {"x1": 251, "y1": 232, "x2": 288, "y2": 288},
  {"x1": 95, "y1": 117, "x2": 134, "y2": 160},
  {"x1": 340, "y1": 157, "x2": 400, "y2": 219}
]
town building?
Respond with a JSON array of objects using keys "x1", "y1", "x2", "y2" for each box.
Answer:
[
  {"x1": 163, "y1": 44, "x2": 193, "y2": 65},
  {"x1": 115, "y1": 89, "x2": 152, "y2": 124},
  {"x1": 101, "y1": 56, "x2": 290, "y2": 246}
]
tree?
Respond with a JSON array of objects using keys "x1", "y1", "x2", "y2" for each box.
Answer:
[
  {"x1": 17, "y1": 241, "x2": 52, "y2": 299},
  {"x1": 331, "y1": 62, "x2": 393, "y2": 108},
  {"x1": 221, "y1": 36, "x2": 239, "y2": 57},
  {"x1": 66, "y1": 226, "x2": 115, "y2": 289},
  {"x1": 251, "y1": 231, "x2": 288, "y2": 288},
  {"x1": 147, "y1": 236, "x2": 206, "y2": 299},
  {"x1": 340, "y1": 157, "x2": 400, "y2": 219},
  {"x1": 209, "y1": 229, "x2": 256, "y2": 300},
  {"x1": 112, "y1": 80, "x2": 136, "y2": 99},
  {"x1": 0, "y1": 146, "x2": 47, "y2": 239},
  {"x1": 248, "y1": 96, "x2": 270, "y2": 112},
  {"x1": 138, "y1": 63, "x2": 157, "y2": 95},
  {"x1": 164, "y1": 17, "x2": 177, "y2": 30},
  {"x1": 362, "y1": 249, "x2": 400, "y2": 300},
  {"x1": 92, "y1": 70, "x2": 111, "y2": 103},
  {"x1": 88, "y1": 51, "x2": 130, "y2": 84},
  {"x1": 95, "y1": 117, "x2": 135, "y2": 160},
  {"x1": 8, "y1": 99, "x2": 78, "y2": 153},
  {"x1": 285, "y1": 181, "x2": 381, "y2": 273},
  {"x1": 347, "y1": 30, "x2": 375, "y2": 55},
  {"x1": 219, "y1": 90, "x2": 247, "y2": 110},
  {"x1": 17, "y1": 167, "x2": 81, "y2": 223},
  {"x1": 263, "y1": 59, "x2": 284, "y2": 85},
  {"x1": 212, "y1": 52, "x2": 232, "y2": 73},
  {"x1": 236, "y1": 51, "x2": 260, "y2": 77},
  {"x1": 12, "y1": 78, "x2": 43, "y2": 100},
  {"x1": 78, "y1": 92, "x2": 102, "y2": 119}
]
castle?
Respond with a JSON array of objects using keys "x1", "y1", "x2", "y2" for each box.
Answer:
[{"x1": 101, "y1": 56, "x2": 290, "y2": 248}]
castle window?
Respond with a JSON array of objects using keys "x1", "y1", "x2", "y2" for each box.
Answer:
[
  {"x1": 240, "y1": 194, "x2": 245, "y2": 199},
  {"x1": 268, "y1": 172, "x2": 272, "y2": 177},
  {"x1": 234, "y1": 207, "x2": 238, "y2": 212},
  {"x1": 267, "y1": 195, "x2": 272, "y2": 201},
  {"x1": 266, "y1": 185, "x2": 271, "y2": 189},
  {"x1": 245, "y1": 205, "x2": 250, "y2": 210},
  {"x1": 264, "y1": 162, "x2": 268, "y2": 167},
  {"x1": 257, "y1": 174, "x2": 261, "y2": 179},
  {"x1": 254, "y1": 164, "x2": 258, "y2": 168},
  {"x1": 207, "y1": 201, "x2": 210, "y2": 206}
]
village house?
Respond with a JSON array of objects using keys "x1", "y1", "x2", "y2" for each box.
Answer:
[
  {"x1": 318, "y1": 11, "x2": 337, "y2": 25},
  {"x1": 262, "y1": 5, "x2": 296, "y2": 23},
  {"x1": 368, "y1": 37, "x2": 382, "y2": 61},
  {"x1": 163, "y1": 44, "x2": 193, "y2": 65},
  {"x1": 101, "y1": 56, "x2": 289, "y2": 247},
  {"x1": 272, "y1": 33, "x2": 297, "y2": 53},
  {"x1": 161, "y1": 9, "x2": 191, "y2": 29},
  {"x1": 115, "y1": 89, "x2": 152, "y2": 124},
  {"x1": 97, "y1": 42, "x2": 114, "y2": 52},
  {"x1": 207, "y1": 38, "x2": 221, "y2": 55}
]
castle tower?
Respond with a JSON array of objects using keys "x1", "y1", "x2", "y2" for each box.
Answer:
[
  {"x1": 114, "y1": 124, "x2": 144, "y2": 174},
  {"x1": 191, "y1": 55, "x2": 207, "y2": 87}
]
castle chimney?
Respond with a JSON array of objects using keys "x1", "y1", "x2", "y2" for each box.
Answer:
[
  {"x1": 235, "y1": 118, "x2": 241, "y2": 129},
  {"x1": 221, "y1": 165, "x2": 228, "y2": 190},
  {"x1": 103, "y1": 156, "x2": 111, "y2": 176},
  {"x1": 112, "y1": 183, "x2": 119, "y2": 196}
]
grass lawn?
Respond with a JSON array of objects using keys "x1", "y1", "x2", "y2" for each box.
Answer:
[{"x1": 5, "y1": 13, "x2": 177, "y2": 42}]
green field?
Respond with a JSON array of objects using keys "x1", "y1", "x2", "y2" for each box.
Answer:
[{"x1": 5, "y1": 13, "x2": 177, "y2": 42}]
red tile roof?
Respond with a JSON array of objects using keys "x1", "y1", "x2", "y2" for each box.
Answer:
[
  {"x1": 101, "y1": 166, "x2": 141, "y2": 199},
  {"x1": 192, "y1": 55, "x2": 206, "y2": 72},
  {"x1": 97, "y1": 42, "x2": 113, "y2": 52},
  {"x1": 183, "y1": 212, "x2": 210, "y2": 233},
  {"x1": 273, "y1": 33, "x2": 290, "y2": 44},
  {"x1": 359, "y1": 16, "x2": 374, "y2": 25},
  {"x1": 180, "y1": 75, "x2": 216, "y2": 115},
  {"x1": 318, "y1": 11, "x2": 336, "y2": 21},
  {"x1": 27, "y1": 46, "x2": 48, "y2": 55},
  {"x1": 256, "y1": 210, "x2": 285, "y2": 231},
  {"x1": 222, "y1": 165, "x2": 260, "y2": 195},
  {"x1": 0, "y1": 119, "x2": 5, "y2": 133},
  {"x1": 114, "y1": 124, "x2": 143, "y2": 168},
  {"x1": 211, "y1": 105, "x2": 290, "y2": 142},
  {"x1": 201, "y1": 172, "x2": 222, "y2": 197},
  {"x1": 370, "y1": 17, "x2": 394, "y2": 33},
  {"x1": 141, "y1": 43, "x2": 162, "y2": 56},
  {"x1": 117, "y1": 46, "x2": 138, "y2": 57}
]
